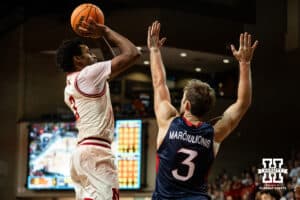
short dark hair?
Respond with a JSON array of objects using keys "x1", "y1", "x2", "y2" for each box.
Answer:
[
  {"x1": 56, "y1": 38, "x2": 84, "y2": 72},
  {"x1": 184, "y1": 79, "x2": 216, "y2": 118}
]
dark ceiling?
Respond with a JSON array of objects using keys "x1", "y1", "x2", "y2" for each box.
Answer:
[
  {"x1": 0, "y1": 0, "x2": 256, "y2": 53},
  {"x1": 1, "y1": 0, "x2": 256, "y2": 74},
  {"x1": 0, "y1": 0, "x2": 256, "y2": 29}
]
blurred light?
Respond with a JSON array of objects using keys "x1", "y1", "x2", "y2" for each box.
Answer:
[
  {"x1": 223, "y1": 59, "x2": 230, "y2": 64},
  {"x1": 136, "y1": 46, "x2": 142, "y2": 51},
  {"x1": 195, "y1": 67, "x2": 202, "y2": 72},
  {"x1": 143, "y1": 60, "x2": 150, "y2": 65},
  {"x1": 219, "y1": 91, "x2": 224, "y2": 96},
  {"x1": 180, "y1": 52, "x2": 187, "y2": 57},
  {"x1": 218, "y1": 82, "x2": 223, "y2": 88}
]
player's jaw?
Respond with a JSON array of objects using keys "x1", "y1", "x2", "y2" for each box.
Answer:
[{"x1": 89, "y1": 55, "x2": 97, "y2": 64}]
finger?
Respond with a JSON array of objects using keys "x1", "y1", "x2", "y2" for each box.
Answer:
[
  {"x1": 81, "y1": 21, "x2": 89, "y2": 28},
  {"x1": 244, "y1": 32, "x2": 248, "y2": 48},
  {"x1": 247, "y1": 34, "x2": 251, "y2": 47},
  {"x1": 78, "y1": 27, "x2": 92, "y2": 37},
  {"x1": 78, "y1": 26, "x2": 88, "y2": 32},
  {"x1": 153, "y1": 21, "x2": 158, "y2": 35},
  {"x1": 151, "y1": 22, "x2": 155, "y2": 36},
  {"x1": 156, "y1": 22, "x2": 161, "y2": 35},
  {"x1": 148, "y1": 26, "x2": 151, "y2": 37},
  {"x1": 240, "y1": 33, "x2": 244, "y2": 48},
  {"x1": 87, "y1": 17, "x2": 97, "y2": 25},
  {"x1": 88, "y1": 18, "x2": 105, "y2": 29},
  {"x1": 230, "y1": 44, "x2": 237, "y2": 54},
  {"x1": 147, "y1": 26, "x2": 151, "y2": 45},
  {"x1": 159, "y1": 37, "x2": 167, "y2": 46},
  {"x1": 252, "y1": 40, "x2": 259, "y2": 50}
]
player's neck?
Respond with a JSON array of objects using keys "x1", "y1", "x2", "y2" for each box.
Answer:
[{"x1": 183, "y1": 112, "x2": 202, "y2": 125}]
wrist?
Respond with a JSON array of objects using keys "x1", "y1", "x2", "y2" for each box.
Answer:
[
  {"x1": 103, "y1": 26, "x2": 111, "y2": 36},
  {"x1": 239, "y1": 61, "x2": 251, "y2": 65},
  {"x1": 150, "y1": 47, "x2": 159, "y2": 52}
]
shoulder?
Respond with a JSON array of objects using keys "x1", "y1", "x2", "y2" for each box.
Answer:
[
  {"x1": 81, "y1": 60, "x2": 112, "y2": 73},
  {"x1": 66, "y1": 71, "x2": 80, "y2": 82},
  {"x1": 156, "y1": 101, "x2": 179, "y2": 125}
]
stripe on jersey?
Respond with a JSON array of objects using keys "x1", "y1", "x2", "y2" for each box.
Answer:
[{"x1": 78, "y1": 137, "x2": 111, "y2": 148}]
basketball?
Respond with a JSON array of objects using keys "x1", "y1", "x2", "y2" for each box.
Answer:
[{"x1": 70, "y1": 3, "x2": 104, "y2": 37}]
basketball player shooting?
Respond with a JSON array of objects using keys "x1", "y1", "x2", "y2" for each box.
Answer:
[
  {"x1": 147, "y1": 21, "x2": 258, "y2": 199},
  {"x1": 56, "y1": 18, "x2": 140, "y2": 200}
]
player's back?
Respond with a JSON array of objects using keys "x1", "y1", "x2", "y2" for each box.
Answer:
[{"x1": 153, "y1": 116, "x2": 214, "y2": 200}]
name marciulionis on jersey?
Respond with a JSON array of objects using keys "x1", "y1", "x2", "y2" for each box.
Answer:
[{"x1": 168, "y1": 130, "x2": 211, "y2": 148}]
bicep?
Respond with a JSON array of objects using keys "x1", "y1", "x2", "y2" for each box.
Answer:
[
  {"x1": 110, "y1": 53, "x2": 136, "y2": 77},
  {"x1": 213, "y1": 102, "x2": 248, "y2": 143},
  {"x1": 111, "y1": 54, "x2": 127, "y2": 71}
]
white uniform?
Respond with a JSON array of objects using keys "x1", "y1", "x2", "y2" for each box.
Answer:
[{"x1": 64, "y1": 61, "x2": 119, "y2": 200}]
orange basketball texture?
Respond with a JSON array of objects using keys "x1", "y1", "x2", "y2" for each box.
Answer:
[{"x1": 70, "y1": 3, "x2": 104, "y2": 36}]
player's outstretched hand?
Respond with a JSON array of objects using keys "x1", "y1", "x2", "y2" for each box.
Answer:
[
  {"x1": 231, "y1": 32, "x2": 258, "y2": 63},
  {"x1": 147, "y1": 21, "x2": 167, "y2": 49}
]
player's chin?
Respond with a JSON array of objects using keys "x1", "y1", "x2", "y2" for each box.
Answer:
[{"x1": 91, "y1": 58, "x2": 98, "y2": 64}]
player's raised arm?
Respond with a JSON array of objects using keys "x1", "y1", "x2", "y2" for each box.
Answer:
[
  {"x1": 147, "y1": 21, "x2": 178, "y2": 126},
  {"x1": 79, "y1": 18, "x2": 141, "y2": 79},
  {"x1": 213, "y1": 32, "x2": 258, "y2": 143}
]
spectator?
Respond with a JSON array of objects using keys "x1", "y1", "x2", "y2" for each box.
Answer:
[
  {"x1": 225, "y1": 195, "x2": 233, "y2": 200},
  {"x1": 289, "y1": 160, "x2": 300, "y2": 178},
  {"x1": 295, "y1": 184, "x2": 300, "y2": 200},
  {"x1": 282, "y1": 190, "x2": 294, "y2": 200},
  {"x1": 260, "y1": 190, "x2": 281, "y2": 200}
]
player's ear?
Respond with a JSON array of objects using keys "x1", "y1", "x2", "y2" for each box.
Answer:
[
  {"x1": 185, "y1": 100, "x2": 191, "y2": 111},
  {"x1": 73, "y1": 56, "x2": 81, "y2": 62},
  {"x1": 73, "y1": 56, "x2": 83, "y2": 67}
]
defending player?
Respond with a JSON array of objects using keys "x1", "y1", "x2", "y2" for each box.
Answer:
[{"x1": 147, "y1": 21, "x2": 258, "y2": 200}]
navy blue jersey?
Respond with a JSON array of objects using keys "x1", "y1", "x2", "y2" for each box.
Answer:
[{"x1": 153, "y1": 117, "x2": 215, "y2": 200}]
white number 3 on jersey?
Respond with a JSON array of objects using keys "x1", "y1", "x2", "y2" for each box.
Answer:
[{"x1": 172, "y1": 148, "x2": 198, "y2": 181}]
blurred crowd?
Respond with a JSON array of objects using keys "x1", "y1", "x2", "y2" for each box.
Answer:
[{"x1": 208, "y1": 152, "x2": 300, "y2": 200}]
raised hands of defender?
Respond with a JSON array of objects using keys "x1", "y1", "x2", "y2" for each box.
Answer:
[
  {"x1": 78, "y1": 17, "x2": 108, "y2": 38},
  {"x1": 147, "y1": 21, "x2": 167, "y2": 49},
  {"x1": 231, "y1": 32, "x2": 258, "y2": 63}
]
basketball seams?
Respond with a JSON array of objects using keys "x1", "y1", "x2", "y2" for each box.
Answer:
[
  {"x1": 71, "y1": 3, "x2": 104, "y2": 36},
  {"x1": 86, "y1": 5, "x2": 93, "y2": 23},
  {"x1": 71, "y1": 5, "x2": 89, "y2": 31}
]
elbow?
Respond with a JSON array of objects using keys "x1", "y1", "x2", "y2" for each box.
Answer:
[
  {"x1": 237, "y1": 98, "x2": 252, "y2": 111},
  {"x1": 248, "y1": 97, "x2": 252, "y2": 107},
  {"x1": 129, "y1": 47, "x2": 141, "y2": 61},
  {"x1": 152, "y1": 78, "x2": 165, "y2": 88},
  {"x1": 120, "y1": 45, "x2": 141, "y2": 61},
  {"x1": 133, "y1": 50, "x2": 141, "y2": 60},
  {"x1": 246, "y1": 96, "x2": 252, "y2": 108},
  {"x1": 244, "y1": 102, "x2": 251, "y2": 111}
]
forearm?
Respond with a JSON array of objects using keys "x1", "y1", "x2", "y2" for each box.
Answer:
[
  {"x1": 150, "y1": 47, "x2": 167, "y2": 87},
  {"x1": 98, "y1": 37, "x2": 116, "y2": 60},
  {"x1": 104, "y1": 28, "x2": 139, "y2": 57},
  {"x1": 237, "y1": 61, "x2": 252, "y2": 108}
]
